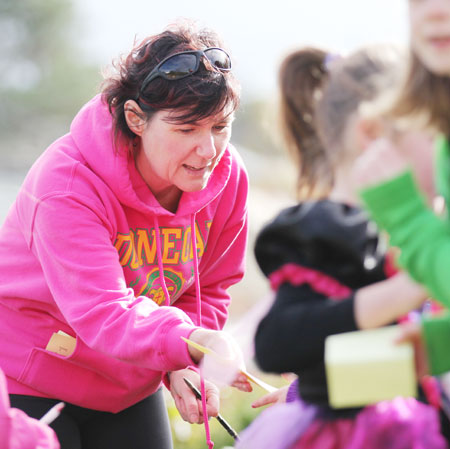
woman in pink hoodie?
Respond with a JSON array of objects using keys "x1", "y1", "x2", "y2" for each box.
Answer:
[{"x1": 0, "y1": 22, "x2": 250, "y2": 449}]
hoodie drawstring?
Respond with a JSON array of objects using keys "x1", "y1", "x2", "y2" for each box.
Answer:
[
  {"x1": 190, "y1": 214, "x2": 214, "y2": 449},
  {"x1": 152, "y1": 216, "x2": 171, "y2": 307},
  {"x1": 154, "y1": 213, "x2": 214, "y2": 448}
]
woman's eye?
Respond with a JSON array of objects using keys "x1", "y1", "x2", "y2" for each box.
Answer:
[{"x1": 214, "y1": 125, "x2": 229, "y2": 132}]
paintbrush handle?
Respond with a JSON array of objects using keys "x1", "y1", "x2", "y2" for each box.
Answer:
[
  {"x1": 183, "y1": 377, "x2": 239, "y2": 440},
  {"x1": 216, "y1": 414, "x2": 240, "y2": 440}
]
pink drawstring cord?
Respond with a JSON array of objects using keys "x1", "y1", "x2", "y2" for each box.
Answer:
[
  {"x1": 154, "y1": 213, "x2": 214, "y2": 447},
  {"x1": 152, "y1": 216, "x2": 171, "y2": 306},
  {"x1": 191, "y1": 214, "x2": 214, "y2": 449}
]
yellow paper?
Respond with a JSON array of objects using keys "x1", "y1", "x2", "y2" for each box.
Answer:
[
  {"x1": 46, "y1": 331, "x2": 76, "y2": 357},
  {"x1": 325, "y1": 325, "x2": 417, "y2": 408},
  {"x1": 181, "y1": 336, "x2": 213, "y2": 354}
]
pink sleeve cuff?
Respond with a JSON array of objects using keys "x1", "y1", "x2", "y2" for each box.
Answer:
[{"x1": 162, "y1": 321, "x2": 201, "y2": 369}]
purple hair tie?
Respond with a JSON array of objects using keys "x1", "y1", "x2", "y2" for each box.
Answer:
[{"x1": 324, "y1": 53, "x2": 342, "y2": 70}]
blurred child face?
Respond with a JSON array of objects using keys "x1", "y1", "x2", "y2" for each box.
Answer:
[{"x1": 409, "y1": 0, "x2": 450, "y2": 75}]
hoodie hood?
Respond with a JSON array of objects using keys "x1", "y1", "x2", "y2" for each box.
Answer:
[{"x1": 70, "y1": 94, "x2": 232, "y2": 217}]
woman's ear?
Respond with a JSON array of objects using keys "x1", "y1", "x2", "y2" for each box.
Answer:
[
  {"x1": 355, "y1": 117, "x2": 384, "y2": 151},
  {"x1": 124, "y1": 100, "x2": 146, "y2": 136}
]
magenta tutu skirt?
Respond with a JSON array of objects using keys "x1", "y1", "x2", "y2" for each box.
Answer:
[{"x1": 236, "y1": 397, "x2": 447, "y2": 449}]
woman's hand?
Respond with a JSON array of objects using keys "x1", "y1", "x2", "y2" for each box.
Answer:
[
  {"x1": 188, "y1": 329, "x2": 252, "y2": 392},
  {"x1": 396, "y1": 321, "x2": 430, "y2": 379},
  {"x1": 251, "y1": 385, "x2": 289, "y2": 408},
  {"x1": 169, "y1": 368, "x2": 220, "y2": 424}
]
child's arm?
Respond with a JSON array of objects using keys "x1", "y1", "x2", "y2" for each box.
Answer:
[
  {"x1": 357, "y1": 137, "x2": 450, "y2": 308},
  {"x1": 255, "y1": 272, "x2": 427, "y2": 375},
  {"x1": 354, "y1": 271, "x2": 428, "y2": 329}
]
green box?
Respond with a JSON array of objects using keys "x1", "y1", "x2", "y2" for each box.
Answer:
[{"x1": 325, "y1": 325, "x2": 417, "y2": 408}]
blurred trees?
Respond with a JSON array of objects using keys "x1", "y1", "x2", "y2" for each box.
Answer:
[
  {"x1": 0, "y1": 0, "x2": 100, "y2": 168},
  {"x1": 0, "y1": 0, "x2": 284, "y2": 170}
]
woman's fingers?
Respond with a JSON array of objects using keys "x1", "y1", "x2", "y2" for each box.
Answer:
[{"x1": 169, "y1": 368, "x2": 222, "y2": 424}]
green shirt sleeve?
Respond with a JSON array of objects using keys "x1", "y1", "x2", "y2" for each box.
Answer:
[
  {"x1": 423, "y1": 312, "x2": 450, "y2": 375},
  {"x1": 360, "y1": 171, "x2": 450, "y2": 308},
  {"x1": 359, "y1": 151, "x2": 450, "y2": 376}
]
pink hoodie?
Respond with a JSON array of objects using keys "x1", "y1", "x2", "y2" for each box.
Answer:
[
  {"x1": 0, "y1": 368, "x2": 60, "y2": 449},
  {"x1": 0, "y1": 95, "x2": 248, "y2": 413}
]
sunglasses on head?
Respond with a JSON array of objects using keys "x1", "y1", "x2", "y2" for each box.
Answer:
[{"x1": 138, "y1": 47, "x2": 232, "y2": 95}]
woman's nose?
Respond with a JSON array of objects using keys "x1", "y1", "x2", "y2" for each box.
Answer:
[{"x1": 196, "y1": 134, "x2": 216, "y2": 159}]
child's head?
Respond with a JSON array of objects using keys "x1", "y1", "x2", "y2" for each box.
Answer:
[
  {"x1": 278, "y1": 45, "x2": 401, "y2": 199},
  {"x1": 393, "y1": 0, "x2": 450, "y2": 135}
]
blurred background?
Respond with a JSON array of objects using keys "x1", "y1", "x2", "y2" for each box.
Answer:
[{"x1": 0, "y1": 0, "x2": 409, "y2": 446}]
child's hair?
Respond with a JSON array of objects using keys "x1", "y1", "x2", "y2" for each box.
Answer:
[
  {"x1": 278, "y1": 48, "x2": 330, "y2": 200},
  {"x1": 391, "y1": 52, "x2": 450, "y2": 136},
  {"x1": 279, "y1": 45, "x2": 401, "y2": 199}
]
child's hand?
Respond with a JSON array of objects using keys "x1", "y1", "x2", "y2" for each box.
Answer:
[
  {"x1": 169, "y1": 368, "x2": 220, "y2": 424},
  {"x1": 230, "y1": 371, "x2": 253, "y2": 393},
  {"x1": 188, "y1": 329, "x2": 252, "y2": 391},
  {"x1": 251, "y1": 386, "x2": 289, "y2": 408},
  {"x1": 352, "y1": 137, "x2": 409, "y2": 190},
  {"x1": 396, "y1": 321, "x2": 430, "y2": 379}
]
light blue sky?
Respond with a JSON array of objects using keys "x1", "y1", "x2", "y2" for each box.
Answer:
[{"x1": 74, "y1": 0, "x2": 409, "y2": 101}]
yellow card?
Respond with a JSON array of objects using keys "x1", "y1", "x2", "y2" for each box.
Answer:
[{"x1": 46, "y1": 331, "x2": 76, "y2": 357}]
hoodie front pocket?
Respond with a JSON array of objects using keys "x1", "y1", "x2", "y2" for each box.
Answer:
[{"x1": 17, "y1": 343, "x2": 158, "y2": 412}]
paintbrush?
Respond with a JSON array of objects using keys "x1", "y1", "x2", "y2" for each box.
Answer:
[
  {"x1": 183, "y1": 377, "x2": 240, "y2": 441},
  {"x1": 181, "y1": 336, "x2": 277, "y2": 393}
]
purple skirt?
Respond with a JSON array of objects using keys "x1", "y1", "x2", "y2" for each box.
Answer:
[{"x1": 236, "y1": 397, "x2": 448, "y2": 449}]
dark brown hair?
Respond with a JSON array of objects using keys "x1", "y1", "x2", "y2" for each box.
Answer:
[
  {"x1": 102, "y1": 22, "x2": 240, "y2": 154},
  {"x1": 391, "y1": 52, "x2": 450, "y2": 135}
]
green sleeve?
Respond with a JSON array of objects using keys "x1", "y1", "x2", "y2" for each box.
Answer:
[
  {"x1": 422, "y1": 312, "x2": 450, "y2": 375},
  {"x1": 360, "y1": 171, "x2": 450, "y2": 308}
]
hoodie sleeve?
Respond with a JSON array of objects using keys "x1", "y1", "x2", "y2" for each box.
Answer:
[
  {"x1": 174, "y1": 153, "x2": 249, "y2": 330},
  {"x1": 0, "y1": 370, "x2": 60, "y2": 449},
  {"x1": 26, "y1": 192, "x2": 196, "y2": 372}
]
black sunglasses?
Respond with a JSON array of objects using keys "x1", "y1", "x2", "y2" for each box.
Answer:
[{"x1": 139, "y1": 47, "x2": 232, "y2": 95}]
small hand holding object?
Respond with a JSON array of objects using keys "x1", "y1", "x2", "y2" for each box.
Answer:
[
  {"x1": 169, "y1": 368, "x2": 219, "y2": 424},
  {"x1": 395, "y1": 321, "x2": 430, "y2": 379},
  {"x1": 183, "y1": 333, "x2": 276, "y2": 393},
  {"x1": 352, "y1": 137, "x2": 409, "y2": 190},
  {"x1": 187, "y1": 329, "x2": 252, "y2": 391}
]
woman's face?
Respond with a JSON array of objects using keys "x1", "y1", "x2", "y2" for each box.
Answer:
[
  {"x1": 135, "y1": 106, "x2": 234, "y2": 199},
  {"x1": 409, "y1": 0, "x2": 450, "y2": 75}
]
